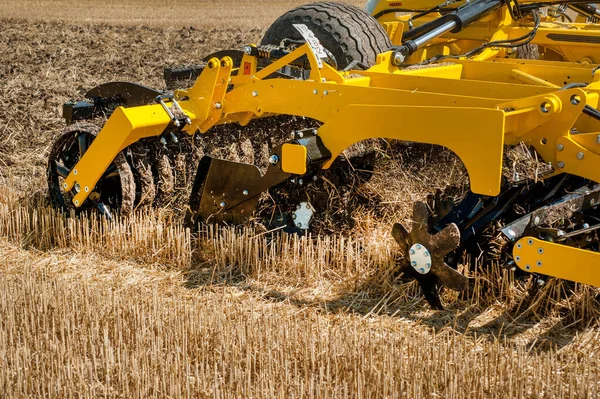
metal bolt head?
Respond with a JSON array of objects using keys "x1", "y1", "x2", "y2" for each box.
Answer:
[
  {"x1": 296, "y1": 222, "x2": 302, "y2": 228},
  {"x1": 583, "y1": 223, "x2": 590, "y2": 229},
  {"x1": 313, "y1": 175, "x2": 318, "y2": 181},
  {"x1": 215, "y1": 102, "x2": 222, "y2": 109},
  {"x1": 411, "y1": 261, "x2": 417, "y2": 266},
  {"x1": 423, "y1": 251, "x2": 430, "y2": 258},
  {"x1": 73, "y1": 169, "x2": 78, "y2": 175},
  {"x1": 297, "y1": 132, "x2": 304, "y2": 138},
  {"x1": 243, "y1": 45, "x2": 253, "y2": 55},
  {"x1": 298, "y1": 179, "x2": 304, "y2": 185},
  {"x1": 243, "y1": 190, "x2": 249, "y2": 196},
  {"x1": 556, "y1": 144, "x2": 564, "y2": 151},
  {"x1": 84, "y1": 186, "x2": 89, "y2": 193},
  {"x1": 515, "y1": 256, "x2": 521, "y2": 262},
  {"x1": 516, "y1": 243, "x2": 522, "y2": 249},
  {"x1": 269, "y1": 154, "x2": 279, "y2": 165},
  {"x1": 557, "y1": 161, "x2": 565, "y2": 169},
  {"x1": 596, "y1": 135, "x2": 600, "y2": 144},
  {"x1": 526, "y1": 264, "x2": 531, "y2": 270},
  {"x1": 63, "y1": 183, "x2": 68, "y2": 189},
  {"x1": 323, "y1": 90, "x2": 328, "y2": 96},
  {"x1": 219, "y1": 202, "x2": 226, "y2": 207},
  {"x1": 74, "y1": 183, "x2": 81, "y2": 192},
  {"x1": 393, "y1": 52, "x2": 405, "y2": 65},
  {"x1": 252, "y1": 91, "x2": 258, "y2": 97},
  {"x1": 313, "y1": 89, "x2": 318, "y2": 95},
  {"x1": 312, "y1": 129, "x2": 318, "y2": 135},
  {"x1": 538, "y1": 248, "x2": 544, "y2": 254},
  {"x1": 74, "y1": 200, "x2": 79, "y2": 206},
  {"x1": 410, "y1": 249, "x2": 415, "y2": 255},
  {"x1": 537, "y1": 261, "x2": 543, "y2": 267},
  {"x1": 527, "y1": 239, "x2": 534, "y2": 245},
  {"x1": 577, "y1": 152, "x2": 585, "y2": 160}
]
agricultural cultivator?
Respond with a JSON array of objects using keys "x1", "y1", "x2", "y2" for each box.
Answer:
[{"x1": 48, "y1": 0, "x2": 600, "y2": 308}]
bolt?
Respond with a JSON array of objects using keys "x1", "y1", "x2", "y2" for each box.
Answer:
[
  {"x1": 584, "y1": 223, "x2": 590, "y2": 229},
  {"x1": 416, "y1": 244, "x2": 421, "y2": 250},
  {"x1": 252, "y1": 91, "x2": 258, "y2": 97},
  {"x1": 74, "y1": 183, "x2": 81, "y2": 192},
  {"x1": 557, "y1": 161, "x2": 565, "y2": 169},
  {"x1": 297, "y1": 222, "x2": 302, "y2": 228},
  {"x1": 537, "y1": 261, "x2": 543, "y2": 267},
  {"x1": 426, "y1": 263, "x2": 431, "y2": 268},
  {"x1": 410, "y1": 249, "x2": 415, "y2": 255},
  {"x1": 215, "y1": 102, "x2": 222, "y2": 109},
  {"x1": 537, "y1": 278, "x2": 545, "y2": 286},
  {"x1": 243, "y1": 190, "x2": 249, "y2": 196},
  {"x1": 516, "y1": 243, "x2": 522, "y2": 249},
  {"x1": 538, "y1": 248, "x2": 544, "y2": 254},
  {"x1": 533, "y1": 216, "x2": 540, "y2": 225},
  {"x1": 297, "y1": 131, "x2": 304, "y2": 138},
  {"x1": 298, "y1": 179, "x2": 304, "y2": 185},
  {"x1": 63, "y1": 183, "x2": 68, "y2": 189},
  {"x1": 74, "y1": 200, "x2": 79, "y2": 206},
  {"x1": 420, "y1": 268, "x2": 426, "y2": 273},
  {"x1": 393, "y1": 52, "x2": 405, "y2": 65},
  {"x1": 424, "y1": 251, "x2": 430, "y2": 257},
  {"x1": 243, "y1": 45, "x2": 253, "y2": 55},
  {"x1": 323, "y1": 90, "x2": 329, "y2": 96},
  {"x1": 515, "y1": 256, "x2": 521, "y2": 262},
  {"x1": 269, "y1": 155, "x2": 279, "y2": 164},
  {"x1": 577, "y1": 152, "x2": 585, "y2": 160},
  {"x1": 219, "y1": 202, "x2": 226, "y2": 207},
  {"x1": 313, "y1": 175, "x2": 318, "y2": 181},
  {"x1": 84, "y1": 186, "x2": 89, "y2": 193},
  {"x1": 411, "y1": 261, "x2": 417, "y2": 267},
  {"x1": 557, "y1": 144, "x2": 564, "y2": 151},
  {"x1": 313, "y1": 89, "x2": 318, "y2": 95},
  {"x1": 321, "y1": 78, "x2": 326, "y2": 82},
  {"x1": 526, "y1": 264, "x2": 531, "y2": 270},
  {"x1": 528, "y1": 239, "x2": 534, "y2": 245},
  {"x1": 597, "y1": 135, "x2": 600, "y2": 144},
  {"x1": 73, "y1": 169, "x2": 78, "y2": 175}
]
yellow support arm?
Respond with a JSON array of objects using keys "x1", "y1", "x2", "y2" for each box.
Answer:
[{"x1": 513, "y1": 237, "x2": 600, "y2": 287}]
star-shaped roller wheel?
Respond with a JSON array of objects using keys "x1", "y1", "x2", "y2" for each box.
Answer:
[{"x1": 392, "y1": 201, "x2": 469, "y2": 309}]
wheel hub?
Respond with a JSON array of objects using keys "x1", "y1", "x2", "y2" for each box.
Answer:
[{"x1": 409, "y1": 243, "x2": 432, "y2": 274}]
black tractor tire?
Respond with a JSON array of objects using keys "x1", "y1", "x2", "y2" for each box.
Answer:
[{"x1": 261, "y1": 2, "x2": 392, "y2": 70}]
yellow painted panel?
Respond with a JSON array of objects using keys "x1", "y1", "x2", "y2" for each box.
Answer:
[
  {"x1": 281, "y1": 144, "x2": 307, "y2": 175},
  {"x1": 514, "y1": 237, "x2": 600, "y2": 287}
]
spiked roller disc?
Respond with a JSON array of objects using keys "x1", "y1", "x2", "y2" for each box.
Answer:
[{"x1": 392, "y1": 201, "x2": 469, "y2": 308}]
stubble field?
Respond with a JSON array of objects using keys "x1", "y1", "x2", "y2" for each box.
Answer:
[{"x1": 1, "y1": 1, "x2": 600, "y2": 397}]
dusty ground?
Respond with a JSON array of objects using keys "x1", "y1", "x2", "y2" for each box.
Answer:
[{"x1": 1, "y1": 1, "x2": 600, "y2": 398}]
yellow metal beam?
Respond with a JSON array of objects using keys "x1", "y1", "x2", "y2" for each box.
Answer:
[{"x1": 513, "y1": 237, "x2": 600, "y2": 287}]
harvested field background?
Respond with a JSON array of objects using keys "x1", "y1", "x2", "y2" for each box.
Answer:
[{"x1": 1, "y1": 1, "x2": 600, "y2": 398}]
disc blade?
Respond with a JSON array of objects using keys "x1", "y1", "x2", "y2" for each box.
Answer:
[
  {"x1": 431, "y1": 262, "x2": 468, "y2": 292},
  {"x1": 391, "y1": 223, "x2": 410, "y2": 253}
]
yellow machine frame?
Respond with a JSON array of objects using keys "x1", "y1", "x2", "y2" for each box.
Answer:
[{"x1": 60, "y1": 5, "x2": 600, "y2": 288}]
